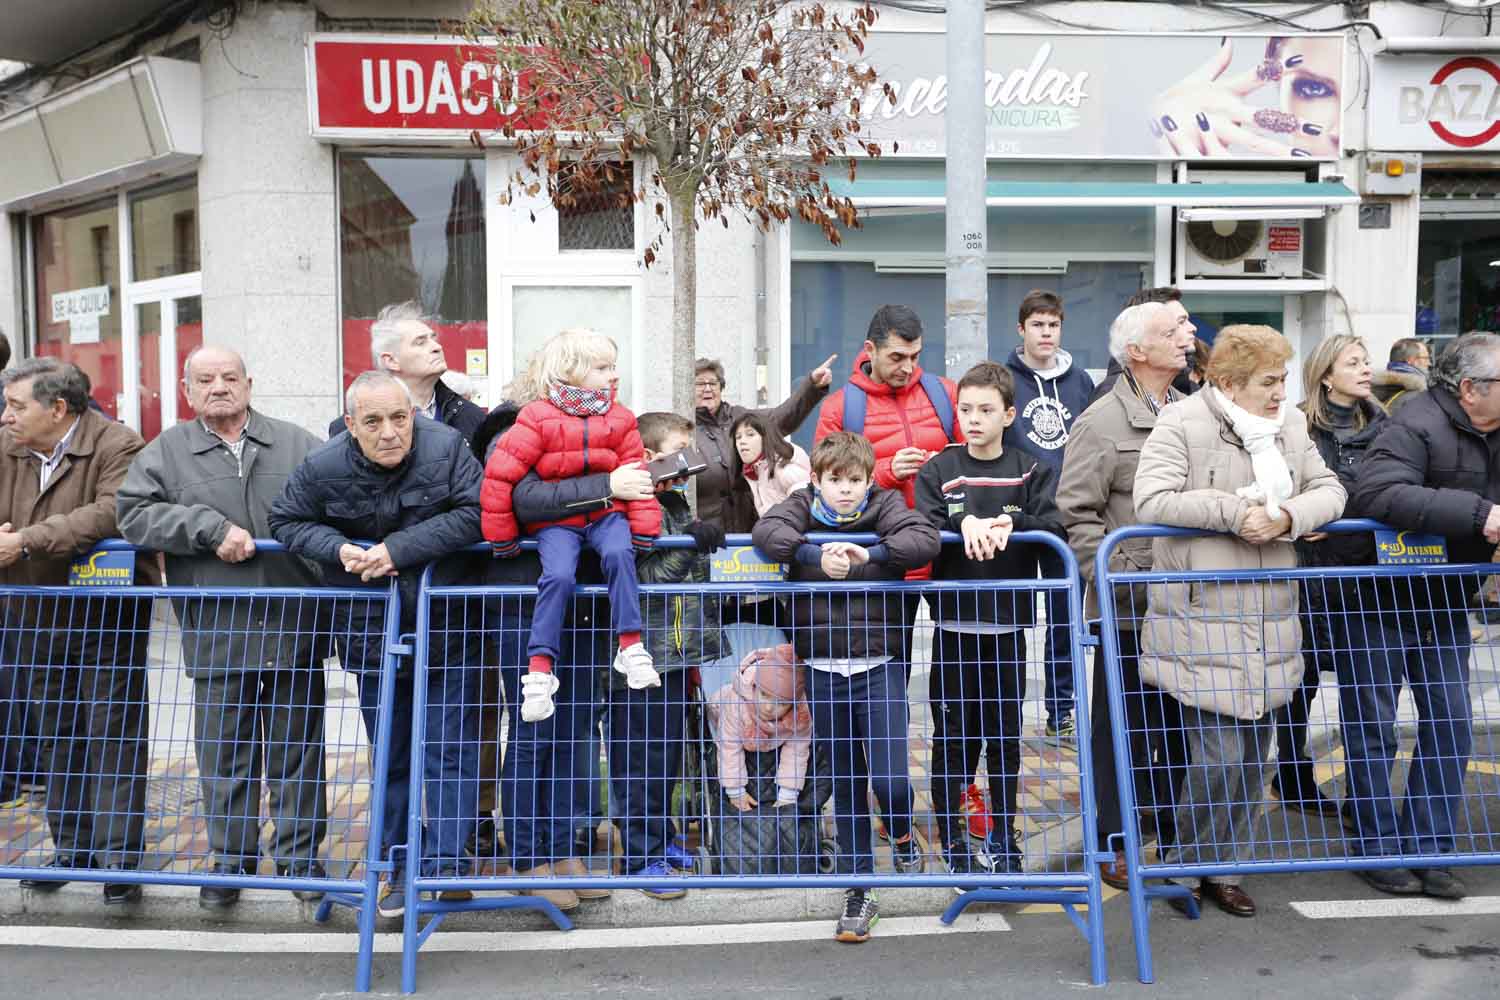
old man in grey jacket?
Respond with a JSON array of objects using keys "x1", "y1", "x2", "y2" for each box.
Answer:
[{"x1": 117, "y1": 346, "x2": 328, "y2": 910}]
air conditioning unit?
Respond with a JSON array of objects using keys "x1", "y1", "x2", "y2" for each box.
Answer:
[
  {"x1": 1181, "y1": 216, "x2": 1305, "y2": 278},
  {"x1": 1177, "y1": 168, "x2": 1311, "y2": 280}
]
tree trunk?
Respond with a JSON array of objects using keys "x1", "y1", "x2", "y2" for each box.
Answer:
[{"x1": 669, "y1": 184, "x2": 698, "y2": 420}]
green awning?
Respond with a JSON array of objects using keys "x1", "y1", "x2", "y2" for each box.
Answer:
[{"x1": 825, "y1": 178, "x2": 1359, "y2": 208}]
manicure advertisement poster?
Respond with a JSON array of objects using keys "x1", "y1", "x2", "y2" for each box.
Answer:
[{"x1": 854, "y1": 33, "x2": 1345, "y2": 160}]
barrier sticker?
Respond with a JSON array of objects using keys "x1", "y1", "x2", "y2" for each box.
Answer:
[
  {"x1": 1374, "y1": 529, "x2": 1448, "y2": 565},
  {"x1": 68, "y1": 547, "x2": 136, "y2": 586},
  {"x1": 709, "y1": 545, "x2": 787, "y2": 583}
]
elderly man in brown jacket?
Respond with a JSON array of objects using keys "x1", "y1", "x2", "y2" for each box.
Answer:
[
  {"x1": 1056, "y1": 301, "x2": 1196, "y2": 891},
  {"x1": 0, "y1": 359, "x2": 159, "y2": 905}
]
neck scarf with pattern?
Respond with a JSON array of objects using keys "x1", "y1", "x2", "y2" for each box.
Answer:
[{"x1": 549, "y1": 382, "x2": 613, "y2": 417}]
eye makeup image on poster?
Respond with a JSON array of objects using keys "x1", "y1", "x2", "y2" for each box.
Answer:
[{"x1": 1148, "y1": 36, "x2": 1344, "y2": 159}]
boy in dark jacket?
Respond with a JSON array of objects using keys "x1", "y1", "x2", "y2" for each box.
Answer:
[
  {"x1": 609, "y1": 412, "x2": 724, "y2": 898},
  {"x1": 915, "y1": 361, "x2": 1065, "y2": 880},
  {"x1": 752, "y1": 432, "x2": 941, "y2": 943},
  {"x1": 1003, "y1": 290, "x2": 1092, "y2": 742}
]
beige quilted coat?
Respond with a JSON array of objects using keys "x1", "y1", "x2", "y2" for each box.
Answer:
[{"x1": 1132, "y1": 390, "x2": 1346, "y2": 720}]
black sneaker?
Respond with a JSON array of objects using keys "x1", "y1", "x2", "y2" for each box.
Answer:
[
  {"x1": 278, "y1": 861, "x2": 329, "y2": 902},
  {"x1": 1355, "y1": 867, "x2": 1423, "y2": 896},
  {"x1": 835, "y1": 888, "x2": 878, "y2": 943},
  {"x1": 1045, "y1": 715, "x2": 1077, "y2": 745},
  {"x1": 944, "y1": 841, "x2": 997, "y2": 896},
  {"x1": 1417, "y1": 867, "x2": 1467, "y2": 900},
  {"x1": 986, "y1": 834, "x2": 1025, "y2": 878},
  {"x1": 890, "y1": 836, "x2": 924, "y2": 874},
  {"x1": 101, "y1": 865, "x2": 142, "y2": 905},
  {"x1": 467, "y1": 817, "x2": 497, "y2": 859}
]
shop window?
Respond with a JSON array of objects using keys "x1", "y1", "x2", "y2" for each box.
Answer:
[
  {"x1": 130, "y1": 176, "x2": 199, "y2": 280},
  {"x1": 511, "y1": 285, "x2": 633, "y2": 400},
  {"x1": 1416, "y1": 218, "x2": 1500, "y2": 345},
  {"x1": 557, "y1": 162, "x2": 635, "y2": 252},
  {"x1": 33, "y1": 197, "x2": 123, "y2": 417},
  {"x1": 338, "y1": 154, "x2": 487, "y2": 393}
]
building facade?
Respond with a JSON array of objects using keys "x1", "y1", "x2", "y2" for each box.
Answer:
[{"x1": 0, "y1": 1, "x2": 1497, "y2": 443}]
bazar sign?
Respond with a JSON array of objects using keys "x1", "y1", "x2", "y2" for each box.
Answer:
[
  {"x1": 856, "y1": 32, "x2": 1344, "y2": 160},
  {"x1": 307, "y1": 35, "x2": 545, "y2": 136},
  {"x1": 1369, "y1": 54, "x2": 1500, "y2": 151}
]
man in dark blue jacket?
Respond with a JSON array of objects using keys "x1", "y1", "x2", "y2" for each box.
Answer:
[
  {"x1": 327, "y1": 301, "x2": 485, "y2": 447},
  {"x1": 1347, "y1": 331, "x2": 1500, "y2": 903},
  {"x1": 271, "y1": 370, "x2": 484, "y2": 919}
]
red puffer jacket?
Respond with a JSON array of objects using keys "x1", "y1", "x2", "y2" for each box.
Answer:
[
  {"x1": 481, "y1": 397, "x2": 662, "y2": 545},
  {"x1": 814, "y1": 352, "x2": 962, "y2": 506},
  {"x1": 814, "y1": 353, "x2": 961, "y2": 580}
]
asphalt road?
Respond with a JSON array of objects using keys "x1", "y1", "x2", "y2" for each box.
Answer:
[{"x1": 4, "y1": 864, "x2": 1498, "y2": 998}]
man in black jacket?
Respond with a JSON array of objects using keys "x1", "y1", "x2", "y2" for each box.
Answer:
[
  {"x1": 328, "y1": 302, "x2": 485, "y2": 447},
  {"x1": 271, "y1": 370, "x2": 484, "y2": 919},
  {"x1": 1348, "y1": 331, "x2": 1500, "y2": 901}
]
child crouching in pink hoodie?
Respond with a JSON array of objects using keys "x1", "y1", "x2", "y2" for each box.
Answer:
[{"x1": 708, "y1": 645, "x2": 813, "y2": 810}]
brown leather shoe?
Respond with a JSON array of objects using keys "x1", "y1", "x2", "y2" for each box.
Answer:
[
  {"x1": 516, "y1": 863, "x2": 580, "y2": 912},
  {"x1": 1099, "y1": 853, "x2": 1130, "y2": 891},
  {"x1": 1202, "y1": 881, "x2": 1256, "y2": 917},
  {"x1": 554, "y1": 856, "x2": 611, "y2": 899}
]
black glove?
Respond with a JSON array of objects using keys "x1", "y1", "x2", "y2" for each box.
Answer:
[{"x1": 686, "y1": 519, "x2": 725, "y2": 554}]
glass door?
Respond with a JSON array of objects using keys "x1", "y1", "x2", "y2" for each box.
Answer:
[{"x1": 123, "y1": 280, "x2": 202, "y2": 438}]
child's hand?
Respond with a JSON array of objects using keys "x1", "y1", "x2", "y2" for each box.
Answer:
[
  {"x1": 772, "y1": 799, "x2": 795, "y2": 809},
  {"x1": 988, "y1": 514, "x2": 1015, "y2": 553},
  {"x1": 819, "y1": 546, "x2": 851, "y2": 580},
  {"x1": 731, "y1": 793, "x2": 758, "y2": 812},
  {"x1": 960, "y1": 516, "x2": 997, "y2": 560},
  {"x1": 836, "y1": 543, "x2": 871, "y2": 565}
]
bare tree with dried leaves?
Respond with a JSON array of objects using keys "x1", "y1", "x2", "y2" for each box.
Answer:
[{"x1": 461, "y1": 0, "x2": 891, "y2": 417}]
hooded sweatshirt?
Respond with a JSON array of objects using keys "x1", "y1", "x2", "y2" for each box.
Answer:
[
  {"x1": 1003, "y1": 347, "x2": 1097, "y2": 469},
  {"x1": 707, "y1": 645, "x2": 814, "y2": 804}
]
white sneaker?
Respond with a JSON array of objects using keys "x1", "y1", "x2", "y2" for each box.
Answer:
[
  {"x1": 520, "y1": 671, "x2": 560, "y2": 722},
  {"x1": 613, "y1": 642, "x2": 661, "y2": 689}
]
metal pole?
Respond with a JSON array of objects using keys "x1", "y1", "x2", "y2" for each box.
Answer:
[{"x1": 944, "y1": 0, "x2": 988, "y2": 377}]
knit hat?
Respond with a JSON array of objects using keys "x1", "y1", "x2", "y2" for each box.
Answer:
[{"x1": 746, "y1": 644, "x2": 802, "y2": 702}]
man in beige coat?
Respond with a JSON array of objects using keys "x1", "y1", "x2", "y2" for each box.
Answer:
[
  {"x1": 0, "y1": 359, "x2": 159, "y2": 905},
  {"x1": 1057, "y1": 301, "x2": 1196, "y2": 890},
  {"x1": 1132, "y1": 325, "x2": 1345, "y2": 917}
]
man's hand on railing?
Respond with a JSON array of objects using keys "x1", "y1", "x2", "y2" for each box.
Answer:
[
  {"x1": 0, "y1": 523, "x2": 22, "y2": 568},
  {"x1": 340, "y1": 542, "x2": 399, "y2": 581},
  {"x1": 215, "y1": 524, "x2": 257, "y2": 564}
]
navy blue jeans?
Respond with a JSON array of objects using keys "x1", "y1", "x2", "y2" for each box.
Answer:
[
  {"x1": 1038, "y1": 545, "x2": 1075, "y2": 728},
  {"x1": 0, "y1": 660, "x2": 42, "y2": 796},
  {"x1": 1338, "y1": 609, "x2": 1473, "y2": 858},
  {"x1": 807, "y1": 660, "x2": 913, "y2": 878},
  {"x1": 497, "y1": 617, "x2": 592, "y2": 870},
  {"x1": 607, "y1": 669, "x2": 689, "y2": 874},
  {"x1": 531, "y1": 515, "x2": 642, "y2": 661},
  {"x1": 350, "y1": 630, "x2": 480, "y2": 877}
]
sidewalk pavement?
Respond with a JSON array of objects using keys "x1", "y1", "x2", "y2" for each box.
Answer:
[{"x1": 4, "y1": 618, "x2": 1500, "y2": 932}]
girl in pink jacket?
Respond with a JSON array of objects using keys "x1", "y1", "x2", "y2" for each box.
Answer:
[
  {"x1": 708, "y1": 645, "x2": 813, "y2": 809},
  {"x1": 730, "y1": 413, "x2": 811, "y2": 518}
]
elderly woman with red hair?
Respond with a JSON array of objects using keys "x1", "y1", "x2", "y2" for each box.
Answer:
[{"x1": 1132, "y1": 325, "x2": 1346, "y2": 917}]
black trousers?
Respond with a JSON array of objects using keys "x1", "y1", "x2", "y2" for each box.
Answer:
[
  {"x1": 928, "y1": 628, "x2": 1025, "y2": 850},
  {"x1": 1089, "y1": 625, "x2": 1189, "y2": 852}
]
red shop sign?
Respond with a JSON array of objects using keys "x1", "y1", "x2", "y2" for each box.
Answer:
[{"x1": 307, "y1": 35, "x2": 545, "y2": 137}]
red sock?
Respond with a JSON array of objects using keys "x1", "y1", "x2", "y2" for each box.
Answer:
[
  {"x1": 528, "y1": 654, "x2": 553, "y2": 675},
  {"x1": 618, "y1": 631, "x2": 642, "y2": 650}
]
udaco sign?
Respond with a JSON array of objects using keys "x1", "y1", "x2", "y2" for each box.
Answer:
[
  {"x1": 307, "y1": 34, "x2": 545, "y2": 140},
  {"x1": 1369, "y1": 53, "x2": 1500, "y2": 152}
]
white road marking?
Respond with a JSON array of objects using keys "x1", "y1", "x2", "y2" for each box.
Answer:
[
  {"x1": 1290, "y1": 896, "x2": 1500, "y2": 920},
  {"x1": 0, "y1": 913, "x2": 1009, "y2": 954}
]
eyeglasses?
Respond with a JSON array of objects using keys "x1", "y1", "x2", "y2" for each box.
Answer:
[{"x1": 694, "y1": 380, "x2": 722, "y2": 390}]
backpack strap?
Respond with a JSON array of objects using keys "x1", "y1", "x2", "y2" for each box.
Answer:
[
  {"x1": 841, "y1": 382, "x2": 868, "y2": 436},
  {"x1": 840, "y1": 374, "x2": 954, "y2": 441},
  {"x1": 918, "y1": 372, "x2": 956, "y2": 442}
]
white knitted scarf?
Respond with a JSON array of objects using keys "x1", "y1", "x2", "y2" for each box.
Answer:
[{"x1": 1210, "y1": 386, "x2": 1293, "y2": 518}]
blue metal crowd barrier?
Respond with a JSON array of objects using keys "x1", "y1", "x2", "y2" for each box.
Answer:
[
  {"x1": 1096, "y1": 519, "x2": 1500, "y2": 984},
  {"x1": 0, "y1": 541, "x2": 404, "y2": 994},
  {"x1": 399, "y1": 531, "x2": 1106, "y2": 993}
]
